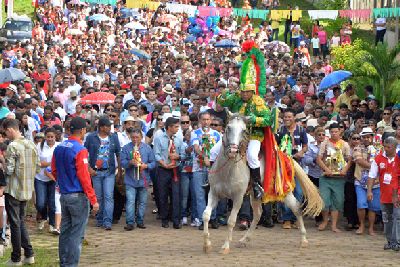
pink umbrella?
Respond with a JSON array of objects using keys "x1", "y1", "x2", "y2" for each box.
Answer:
[{"x1": 80, "y1": 92, "x2": 115, "y2": 105}]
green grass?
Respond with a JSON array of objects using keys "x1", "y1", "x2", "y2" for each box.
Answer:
[
  {"x1": 1, "y1": 0, "x2": 35, "y2": 24},
  {"x1": 0, "y1": 246, "x2": 58, "y2": 267}
]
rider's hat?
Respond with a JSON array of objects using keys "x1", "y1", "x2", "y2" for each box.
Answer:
[{"x1": 239, "y1": 40, "x2": 266, "y2": 97}]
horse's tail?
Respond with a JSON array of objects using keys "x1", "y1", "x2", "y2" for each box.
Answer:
[{"x1": 293, "y1": 160, "x2": 323, "y2": 217}]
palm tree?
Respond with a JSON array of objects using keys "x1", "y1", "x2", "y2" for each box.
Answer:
[{"x1": 360, "y1": 43, "x2": 400, "y2": 107}]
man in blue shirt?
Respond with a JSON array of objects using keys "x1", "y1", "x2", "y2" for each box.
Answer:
[
  {"x1": 153, "y1": 117, "x2": 185, "y2": 229},
  {"x1": 191, "y1": 111, "x2": 221, "y2": 230},
  {"x1": 84, "y1": 116, "x2": 121, "y2": 230}
]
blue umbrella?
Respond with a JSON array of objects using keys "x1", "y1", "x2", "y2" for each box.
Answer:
[
  {"x1": 184, "y1": 35, "x2": 196, "y2": 43},
  {"x1": 120, "y1": 8, "x2": 140, "y2": 18},
  {"x1": 129, "y1": 48, "x2": 151, "y2": 60},
  {"x1": 0, "y1": 68, "x2": 26, "y2": 83},
  {"x1": 89, "y1": 14, "x2": 110, "y2": 21},
  {"x1": 319, "y1": 70, "x2": 352, "y2": 91},
  {"x1": 214, "y1": 39, "x2": 238, "y2": 48}
]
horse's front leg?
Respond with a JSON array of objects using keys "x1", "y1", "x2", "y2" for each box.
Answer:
[
  {"x1": 284, "y1": 192, "x2": 308, "y2": 247},
  {"x1": 220, "y1": 195, "x2": 243, "y2": 254},
  {"x1": 203, "y1": 191, "x2": 217, "y2": 253},
  {"x1": 239, "y1": 194, "x2": 262, "y2": 246}
]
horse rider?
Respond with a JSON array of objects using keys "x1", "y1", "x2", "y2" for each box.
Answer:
[{"x1": 217, "y1": 84, "x2": 273, "y2": 200}]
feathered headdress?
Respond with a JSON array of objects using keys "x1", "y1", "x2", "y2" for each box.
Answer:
[{"x1": 240, "y1": 40, "x2": 267, "y2": 97}]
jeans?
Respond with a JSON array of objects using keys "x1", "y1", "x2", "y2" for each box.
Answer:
[
  {"x1": 5, "y1": 194, "x2": 33, "y2": 262},
  {"x1": 292, "y1": 38, "x2": 299, "y2": 48},
  {"x1": 125, "y1": 186, "x2": 147, "y2": 225},
  {"x1": 59, "y1": 193, "x2": 90, "y2": 267},
  {"x1": 239, "y1": 195, "x2": 252, "y2": 221},
  {"x1": 375, "y1": 29, "x2": 386, "y2": 45},
  {"x1": 280, "y1": 177, "x2": 303, "y2": 222},
  {"x1": 181, "y1": 172, "x2": 197, "y2": 219},
  {"x1": 321, "y1": 44, "x2": 328, "y2": 59},
  {"x1": 381, "y1": 203, "x2": 400, "y2": 245},
  {"x1": 192, "y1": 171, "x2": 216, "y2": 223},
  {"x1": 92, "y1": 170, "x2": 115, "y2": 228},
  {"x1": 34, "y1": 179, "x2": 56, "y2": 226},
  {"x1": 284, "y1": 24, "x2": 292, "y2": 45},
  {"x1": 157, "y1": 167, "x2": 181, "y2": 225}
]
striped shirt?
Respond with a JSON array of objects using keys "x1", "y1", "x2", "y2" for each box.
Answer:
[{"x1": 5, "y1": 137, "x2": 40, "y2": 201}]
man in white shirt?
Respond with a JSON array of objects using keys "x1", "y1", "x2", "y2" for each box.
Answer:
[
  {"x1": 67, "y1": 75, "x2": 81, "y2": 96},
  {"x1": 64, "y1": 91, "x2": 80, "y2": 115},
  {"x1": 375, "y1": 16, "x2": 386, "y2": 46}
]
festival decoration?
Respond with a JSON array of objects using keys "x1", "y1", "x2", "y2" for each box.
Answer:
[
  {"x1": 132, "y1": 145, "x2": 142, "y2": 180},
  {"x1": 169, "y1": 137, "x2": 178, "y2": 182},
  {"x1": 198, "y1": 132, "x2": 216, "y2": 168}
]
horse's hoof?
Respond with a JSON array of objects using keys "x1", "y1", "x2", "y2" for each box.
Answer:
[
  {"x1": 300, "y1": 239, "x2": 309, "y2": 248},
  {"x1": 219, "y1": 248, "x2": 230, "y2": 254},
  {"x1": 203, "y1": 245, "x2": 212, "y2": 253}
]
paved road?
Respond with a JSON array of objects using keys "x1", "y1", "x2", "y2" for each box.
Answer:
[
  {"x1": 76, "y1": 197, "x2": 399, "y2": 267},
  {"x1": 20, "y1": 192, "x2": 398, "y2": 266}
]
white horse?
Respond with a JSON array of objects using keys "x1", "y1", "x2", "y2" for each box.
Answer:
[{"x1": 203, "y1": 113, "x2": 323, "y2": 254}]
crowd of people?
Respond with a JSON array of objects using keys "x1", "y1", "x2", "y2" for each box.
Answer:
[{"x1": 0, "y1": 0, "x2": 400, "y2": 265}]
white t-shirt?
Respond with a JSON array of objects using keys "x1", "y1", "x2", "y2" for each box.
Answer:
[
  {"x1": 375, "y1": 18, "x2": 386, "y2": 31},
  {"x1": 331, "y1": 36, "x2": 341, "y2": 47},
  {"x1": 311, "y1": 37, "x2": 320, "y2": 49}
]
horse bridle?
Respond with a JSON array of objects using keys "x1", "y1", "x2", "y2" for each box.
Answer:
[{"x1": 222, "y1": 128, "x2": 249, "y2": 163}]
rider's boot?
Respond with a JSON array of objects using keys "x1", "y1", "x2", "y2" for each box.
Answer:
[{"x1": 250, "y1": 167, "x2": 264, "y2": 200}]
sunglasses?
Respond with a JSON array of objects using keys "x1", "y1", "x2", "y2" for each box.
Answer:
[
  {"x1": 106, "y1": 108, "x2": 114, "y2": 111},
  {"x1": 109, "y1": 115, "x2": 117, "y2": 118},
  {"x1": 129, "y1": 109, "x2": 138, "y2": 112},
  {"x1": 317, "y1": 134, "x2": 325, "y2": 137},
  {"x1": 383, "y1": 113, "x2": 391, "y2": 115},
  {"x1": 114, "y1": 101, "x2": 122, "y2": 104},
  {"x1": 181, "y1": 121, "x2": 190, "y2": 124},
  {"x1": 352, "y1": 105, "x2": 359, "y2": 107},
  {"x1": 211, "y1": 124, "x2": 220, "y2": 127},
  {"x1": 352, "y1": 137, "x2": 361, "y2": 140},
  {"x1": 157, "y1": 118, "x2": 163, "y2": 121},
  {"x1": 339, "y1": 126, "x2": 345, "y2": 128}
]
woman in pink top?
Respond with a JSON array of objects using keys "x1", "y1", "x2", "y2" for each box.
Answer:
[
  {"x1": 340, "y1": 22, "x2": 352, "y2": 44},
  {"x1": 317, "y1": 25, "x2": 328, "y2": 59}
]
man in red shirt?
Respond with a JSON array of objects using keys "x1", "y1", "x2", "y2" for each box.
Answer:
[
  {"x1": 367, "y1": 136, "x2": 400, "y2": 251},
  {"x1": 295, "y1": 82, "x2": 312, "y2": 106},
  {"x1": 51, "y1": 117, "x2": 99, "y2": 266},
  {"x1": 31, "y1": 64, "x2": 51, "y2": 95}
]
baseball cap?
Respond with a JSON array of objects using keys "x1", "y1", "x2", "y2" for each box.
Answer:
[
  {"x1": 98, "y1": 116, "x2": 112, "y2": 127},
  {"x1": 180, "y1": 98, "x2": 191, "y2": 106},
  {"x1": 70, "y1": 117, "x2": 87, "y2": 132}
]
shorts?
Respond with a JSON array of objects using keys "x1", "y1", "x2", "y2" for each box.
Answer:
[
  {"x1": 355, "y1": 185, "x2": 381, "y2": 211},
  {"x1": 319, "y1": 176, "x2": 345, "y2": 212},
  {"x1": 313, "y1": 48, "x2": 319, "y2": 56},
  {"x1": 55, "y1": 190, "x2": 61, "y2": 214}
]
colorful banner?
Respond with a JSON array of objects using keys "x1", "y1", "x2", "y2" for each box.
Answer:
[
  {"x1": 233, "y1": 8, "x2": 269, "y2": 20},
  {"x1": 270, "y1": 10, "x2": 302, "y2": 21},
  {"x1": 166, "y1": 3, "x2": 198, "y2": 16},
  {"x1": 308, "y1": 10, "x2": 338, "y2": 20},
  {"x1": 339, "y1": 9, "x2": 371, "y2": 19},
  {"x1": 81, "y1": 0, "x2": 117, "y2": 5},
  {"x1": 373, "y1": 8, "x2": 400, "y2": 18},
  {"x1": 198, "y1": 6, "x2": 233, "y2": 17},
  {"x1": 126, "y1": 0, "x2": 161, "y2": 10}
]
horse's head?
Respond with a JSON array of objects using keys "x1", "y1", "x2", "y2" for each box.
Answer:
[{"x1": 224, "y1": 111, "x2": 250, "y2": 159}]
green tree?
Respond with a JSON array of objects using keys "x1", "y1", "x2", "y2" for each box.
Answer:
[
  {"x1": 360, "y1": 43, "x2": 400, "y2": 107},
  {"x1": 332, "y1": 40, "x2": 400, "y2": 106}
]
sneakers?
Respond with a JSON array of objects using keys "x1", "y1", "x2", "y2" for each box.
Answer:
[
  {"x1": 190, "y1": 218, "x2": 201, "y2": 227},
  {"x1": 49, "y1": 225, "x2": 60, "y2": 235},
  {"x1": 182, "y1": 217, "x2": 188, "y2": 226},
  {"x1": 37, "y1": 220, "x2": 45, "y2": 231},
  {"x1": 124, "y1": 224, "x2": 135, "y2": 231},
  {"x1": 5, "y1": 259, "x2": 22, "y2": 266},
  {"x1": 218, "y1": 216, "x2": 227, "y2": 226},
  {"x1": 23, "y1": 256, "x2": 35, "y2": 265}
]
